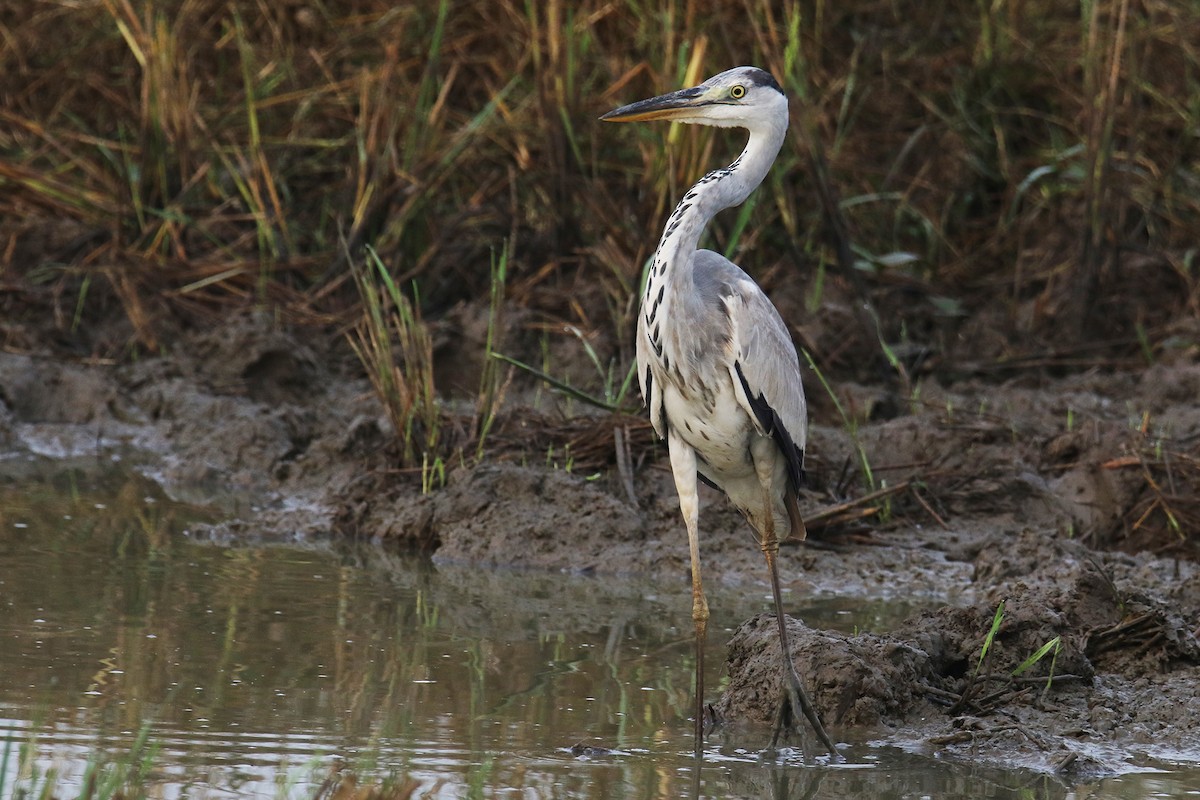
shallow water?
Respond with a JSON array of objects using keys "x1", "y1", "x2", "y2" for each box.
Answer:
[{"x1": 1, "y1": 459, "x2": 1197, "y2": 799}]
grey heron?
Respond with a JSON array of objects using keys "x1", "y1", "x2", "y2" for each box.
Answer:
[{"x1": 602, "y1": 66, "x2": 838, "y2": 759}]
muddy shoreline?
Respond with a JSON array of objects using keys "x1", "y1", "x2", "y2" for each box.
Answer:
[{"x1": 2, "y1": 312, "x2": 1198, "y2": 779}]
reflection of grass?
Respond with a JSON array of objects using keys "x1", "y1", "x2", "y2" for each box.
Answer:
[
  {"x1": 1, "y1": 726, "x2": 424, "y2": 800},
  {"x1": 5, "y1": 502, "x2": 766, "y2": 796},
  {"x1": 10, "y1": 474, "x2": 757, "y2": 795},
  {"x1": 2, "y1": 722, "x2": 157, "y2": 800}
]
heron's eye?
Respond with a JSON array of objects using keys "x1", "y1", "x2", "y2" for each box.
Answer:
[{"x1": 730, "y1": 84, "x2": 746, "y2": 99}]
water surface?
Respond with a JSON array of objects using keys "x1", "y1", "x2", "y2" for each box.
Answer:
[{"x1": 1, "y1": 459, "x2": 1196, "y2": 798}]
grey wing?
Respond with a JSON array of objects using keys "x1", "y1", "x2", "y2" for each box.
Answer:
[{"x1": 694, "y1": 250, "x2": 808, "y2": 488}]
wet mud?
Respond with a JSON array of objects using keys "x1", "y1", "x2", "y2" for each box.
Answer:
[
  {"x1": 2, "y1": 311, "x2": 1198, "y2": 778},
  {"x1": 719, "y1": 529, "x2": 1200, "y2": 776}
]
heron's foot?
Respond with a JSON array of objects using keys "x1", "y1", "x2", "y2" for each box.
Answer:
[
  {"x1": 767, "y1": 687, "x2": 794, "y2": 752},
  {"x1": 702, "y1": 702, "x2": 721, "y2": 735},
  {"x1": 767, "y1": 667, "x2": 840, "y2": 760}
]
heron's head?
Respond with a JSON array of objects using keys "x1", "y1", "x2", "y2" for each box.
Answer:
[{"x1": 601, "y1": 66, "x2": 787, "y2": 131}]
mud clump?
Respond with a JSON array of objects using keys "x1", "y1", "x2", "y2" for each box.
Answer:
[
  {"x1": 430, "y1": 464, "x2": 647, "y2": 570},
  {"x1": 345, "y1": 462, "x2": 653, "y2": 567},
  {"x1": 720, "y1": 616, "x2": 934, "y2": 728},
  {"x1": 718, "y1": 529, "x2": 1200, "y2": 774}
]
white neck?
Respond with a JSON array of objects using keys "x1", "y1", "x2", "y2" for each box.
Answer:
[{"x1": 642, "y1": 111, "x2": 788, "y2": 324}]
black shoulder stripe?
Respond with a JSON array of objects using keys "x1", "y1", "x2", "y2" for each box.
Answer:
[
  {"x1": 644, "y1": 367, "x2": 654, "y2": 417},
  {"x1": 645, "y1": 368, "x2": 668, "y2": 441},
  {"x1": 734, "y1": 361, "x2": 773, "y2": 433},
  {"x1": 734, "y1": 361, "x2": 806, "y2": 491}
]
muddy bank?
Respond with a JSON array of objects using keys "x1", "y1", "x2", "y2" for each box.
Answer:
[
  {"x1": 2, "y1": 313, "x2": 1199, "y2": 777},
  {"x1": 718, "y1": 529, "x2": 1200, "y2": 776}
]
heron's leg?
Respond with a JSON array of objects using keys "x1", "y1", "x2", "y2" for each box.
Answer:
[
  {"x1": 667, "y1": 432, "x2": 708, "y2": 760},
  {"x1": 754, "y1": 472, "x2": 838, "y2": 758}
]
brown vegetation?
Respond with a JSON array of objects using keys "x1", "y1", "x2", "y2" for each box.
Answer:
[{"x1": 2, "y1": 1, "x2": 1198, "y2": 551}]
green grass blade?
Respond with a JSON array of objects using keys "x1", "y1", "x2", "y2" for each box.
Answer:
[
  {"x1": 1012, "y1": 636, "x2": 1061, "y2": 677},
  {"x1": 975, "y1": 601, "x2": 1005, "y2": 678},
  {"x1": 491, "y1": 352, "x2": 634, "y2": 414}
]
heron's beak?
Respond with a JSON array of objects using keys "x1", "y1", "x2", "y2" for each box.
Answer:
[{"x1": 600, "y1": 85, "x2": 710, "y2": 123}]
